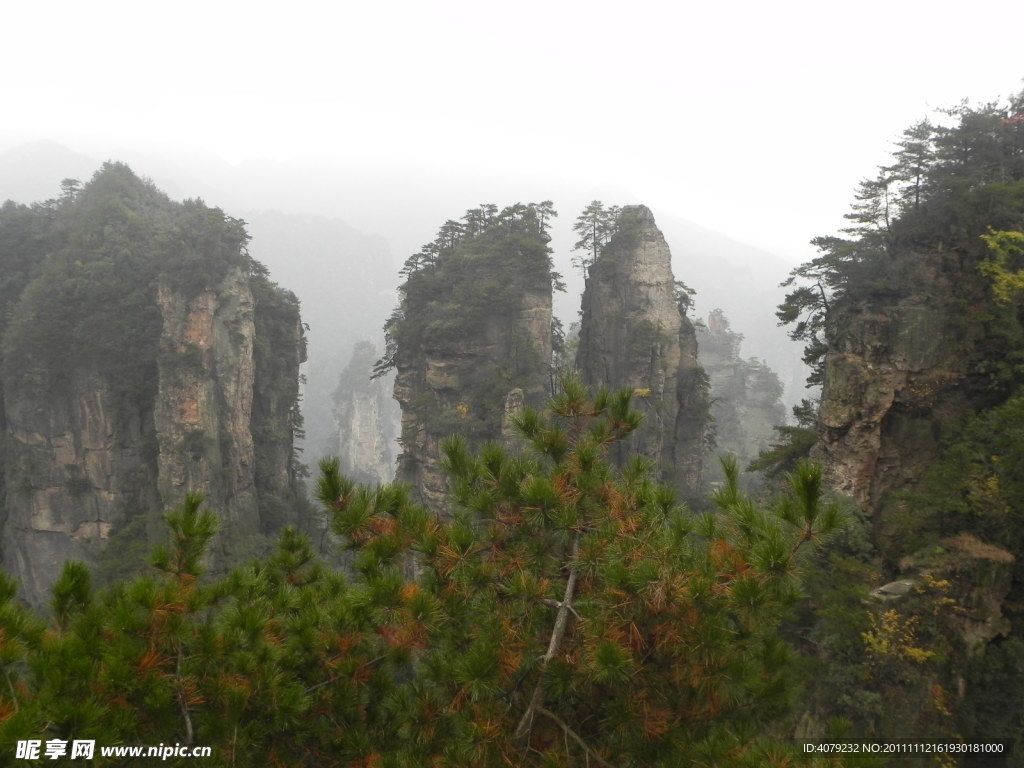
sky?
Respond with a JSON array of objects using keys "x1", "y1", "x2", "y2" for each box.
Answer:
[{"x1": 3, "y1": 0, "x2": 1023, "y2": 263}]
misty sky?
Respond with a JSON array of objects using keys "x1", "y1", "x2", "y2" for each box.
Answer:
[{"x1": 4, "y1": 0, "x2": 1023, "y2": 262}]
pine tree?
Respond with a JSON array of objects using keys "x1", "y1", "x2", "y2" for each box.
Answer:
[
  {"x1": 322, "y1": 376, "x2": 843, "y2": 766},
  {"x1": 571, "y1": 201, "x2": 620, "y2": 278}
]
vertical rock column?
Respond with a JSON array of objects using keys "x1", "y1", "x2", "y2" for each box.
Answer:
[
  {"x1": 391, "y1": 227, "x2": 554, "y2": 513},
  {"x1": 576, "y1": 205, "x2": 707, "y2": 496}
]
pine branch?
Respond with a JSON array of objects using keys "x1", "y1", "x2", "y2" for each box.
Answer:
[
  {"x1": 536, "y1": 707, "x2": 619, "y2": 768},
  {"x1": 176, "y1": 643, "x2": 194, "y2": 746},
  {"x1": 514, "y1": 535, "x2": 580, "y2": 744},
  {"x1": 305, "y1": 655, "x2": 387, "y2": 695},
  {"x1": 4, "y1": 668, "x2": 19, "y2": 712}
]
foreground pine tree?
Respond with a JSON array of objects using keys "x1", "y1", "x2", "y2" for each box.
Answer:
[{"x1": 320, "y1": 377, "x2": 843, "y2": 767}]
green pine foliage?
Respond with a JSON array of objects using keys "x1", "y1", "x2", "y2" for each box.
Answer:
[
  {"x1": 905, "y1": 388, "x2": 1024, "y2": 552},
  {"x1": 773, "y1": 87, "x2": 1024, "y2": 762},
  {"x1": 749, "y1": 399, "x2": 820, "y2": 478},
  {"x1": 0, "y1": 162, "x2": 252, "y2": 398},
  {"x1": 778, "y1": 88, "x2": 1024, "y2": 387},
  {"x1": 321, "y1": 380, "x2": 843, "y2": 766},
  {"x1": 0, "y1": 381, "x2": 845, "y2": 767},
  {"x1": 376, "y1": 201, "x2": 563, "y2": 380},
  {"x1": 571, "y1": 200, "x2": 621, "y2": 277}
]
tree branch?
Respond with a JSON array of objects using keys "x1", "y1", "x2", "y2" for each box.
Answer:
[
  {"x1": 514, "y1": 535, "x2": 581, "y2": 744},
  {"x1": 536, "y1": 707, "x2": 619, "y2": 768},
  {"x1": 176, "y1": 644, "x2": 193, "y2": 746},
  {"x1": 4, "y1": 667, "x2": 19, "y2": 712},
  {"x1": 814, "y1": 280, "x2": 830, "y2": 313}
]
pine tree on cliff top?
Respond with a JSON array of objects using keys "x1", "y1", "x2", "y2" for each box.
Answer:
[{"x1": 778, "y1": 88, "x2": 1024, "y2": 389}]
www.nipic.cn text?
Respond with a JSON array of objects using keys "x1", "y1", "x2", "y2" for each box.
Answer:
[{"x1": 16, "y1": 739, "x2": 212, "y2": 760}]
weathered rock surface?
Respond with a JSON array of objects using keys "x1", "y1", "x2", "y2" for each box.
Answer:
[
  {"x1": 3, "y1": 368, "x2": 160, "y2": 603},
  {"x1": 576, "y1": 205, "x2": 708, "y2": 497},
  {"x1": 696, "y1": 309, "x2": 786, "y2": 488},
  {"x1": 0, "y1": 166, "x2": 307, "y2": 606},
  {"x1": 809, "y1": 250, "x2": 1024, "y2": 743},
  {"x1": 814, "y1": 252, "x2": 978, "y2": 543},
  {"x1": 3, "y1": 266, "x2": 306, "y2": 604},
  {"x1": 154, "y1": 268, "x2": 259, "y2": 555},
  {"x1": 391, "y1": 213, "x2": 554, "y2": 513},
  {"x1": 395, "y1": 290, "x2": 552, "y2": 512},
  {"x1": 896, "y1": 534, "x2": 1015, "y2": 655},
  {"x1": 332, "y1": 341, "x2": 398, "y2": 486}
]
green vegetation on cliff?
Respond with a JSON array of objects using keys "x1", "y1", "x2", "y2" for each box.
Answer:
[
  {"x1": 379, "y1": 203, "x2": 562, "y2": 509},
  {"x1": 1, "y1": 163, "x2": 253, "y2": 397},
  {"x1": 775, "y1": 88, "x2": 1024, "y2": 761},
  {"x1": 780, "y1": 91, "x2": 1024, "y2": 389},
  {"x1": 377, "y1": 201, "x2": 562, "y2": 391}
]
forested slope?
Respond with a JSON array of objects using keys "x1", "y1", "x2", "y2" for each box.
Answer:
[{"x1": 777, "y1": 90, "x2": 1024, "y2": 758}]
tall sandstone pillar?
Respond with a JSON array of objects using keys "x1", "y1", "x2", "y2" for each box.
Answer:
[
  {"x1": 390, "y1": 209, "x2": 555, "y2": 513},
  {"x1": 576, "y1": 205, "x2": 707, "y2": 497}
]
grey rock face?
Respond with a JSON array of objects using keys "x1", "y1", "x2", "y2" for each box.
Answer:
[
  {"x1": 392, "y1": 239, "x2": 553, "y2": 514},
  {"x1": 576, "y1": 205, "x2": 708, "y2": 497},
  {"x1": 332, "y1": 341, "x2": 398, "y2": 487},
  {"x1": 154, "y1": 268, "x2": 259, "y2": 555},
  {"x1": 814, "y1": 252, "x2": 975, "y2": 544},
  {"x1": 3, "y1": 268, "x2": 303, "y2": 606},
  {"x1": 2, "y1": 368, "x2": 159, "y2": 603}
]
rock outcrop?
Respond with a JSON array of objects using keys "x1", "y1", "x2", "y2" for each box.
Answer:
[
  {"x1": 576, "y1": 205, "x2": 708, "y2": 497},
  {"x1": 884, "y1": 534, "x2": 1015, "y2": 655},
  {"x1": 2, "y1": 368, "x2": 162, "y2": 602},
  {"x1": 814, "y1": 251, "x2": 978, "y2": 545},
  {"x1": 386, "y1": 205, "x2": 557, "y2": 512},
  {"x1": 0, "y1": 163, "x2": 308, "y2": 605},
  {"x1": 807, "y1": 230, "x2": 1024, "y2": 748},
  {"x1": 783, "y1": 100, "x2": 1024, "y2": 751},
  {"x1": 155, "y1": 269, "x2": 259, "y2": 553},
  {"x1": 393, "y1": 274, "x2": 552, "y2": 512},
  {"x1": 332, "y1": 341, "x2": 398, "y2": 486}
]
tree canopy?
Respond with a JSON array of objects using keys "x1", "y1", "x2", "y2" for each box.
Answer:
[
  {"x1": 571, "y1": 200, "x2": 621, "y2": 278},
  {"x1": 0, "y1": 162, "x2": 258, "y2": 396},
  {"x1": 778, "y1": 89, "x2": 1024, "y2": 387},
  {"x1": 375, "y1": 201, "x2": 563, "y2": 381}
]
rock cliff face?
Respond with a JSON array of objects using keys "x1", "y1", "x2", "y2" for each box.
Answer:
[
  {"x1": 385, "y1": 205, "x2": 557, "y2": 512},
  {"x1": 3, "y1": 369, "x2": 161, "y2": 603},
  {"x1": 696, "y1": 309, "x2": 786, "y2": 488},
  {"x1": 332, "y1": 341, "x2": 398, "y2": 486},
  {"x1": 250, "y1": 275, "x2": 309, "y2": 533},
  {"x1": 576, "y1": 205, "x2": 708, "y2": 497},
  {"x1": 387, "y1": 204, "x2": 715, "y2": 508},
  {"x1": 808, "y1": 244, "x2": 1024, "y2": 747},
  {"x1": 0, "y1": 164, "x2": 307, "y2": 605},
  {"x1": 814, "y1": 251, "x2": 978, "y2": 545},
  {"x1": 154, "y1": 269, "x2": 261, "y2": 556},
  {"x1": 394, "y1": 276, "x2": 552, "y2": 512}
]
